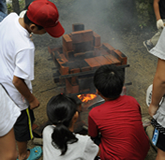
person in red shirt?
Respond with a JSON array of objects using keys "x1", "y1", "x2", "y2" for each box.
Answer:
[{"x1": 88, "y1": 65, "x2": 150, "y2": 160}]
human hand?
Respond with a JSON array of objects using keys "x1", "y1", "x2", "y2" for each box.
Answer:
[
  {"x1": 148, "y1": 104, "x2": 159, "y2": 117},
  {"x1": 29, "y1": 96, "x2": 40, "y2": 110},
  {"x1": 156, "y1": 19, "x2": 164, "y2": 29}
]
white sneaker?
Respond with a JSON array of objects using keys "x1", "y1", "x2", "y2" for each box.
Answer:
[{"x1": 143, "y1": 40, "x2": 154, "y2": 52}]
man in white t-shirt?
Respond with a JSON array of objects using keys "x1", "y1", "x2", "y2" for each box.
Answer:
[{"x1": 0, "y1": 0, "x2": 65, "y2": 160}]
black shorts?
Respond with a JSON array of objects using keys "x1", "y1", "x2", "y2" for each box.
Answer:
[
  {"x1": 14, "y1": 107, "x2": 35, "y2": 142},
  {"x1": 152, "y1": 128, "x2": 165, "y2": 151}
]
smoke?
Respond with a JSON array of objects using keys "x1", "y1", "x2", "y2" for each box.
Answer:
[
  {"x1": 32, "y1": 0, "x2": 154, "y2": 51},
  {"x1": 54, "y1": 0, "x2": 139, "y2": 50}
]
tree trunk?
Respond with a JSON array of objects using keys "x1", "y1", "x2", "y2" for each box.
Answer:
[{"x1": 12, "y1": 0, "x2": 20, "y2": 14}]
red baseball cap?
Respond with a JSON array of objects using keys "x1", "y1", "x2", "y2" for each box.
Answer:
[{"x1": 27, "y1": 0, "x2": 65, "y2": 38}]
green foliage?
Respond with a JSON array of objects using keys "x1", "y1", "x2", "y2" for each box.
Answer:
[
  {"x1": 7, "y1": 0, "x2": 25, "y2": 13},
  {"x1": 7, "y1": 3, "x2": 12, "y2": 13},
  {"x1": 136, "y1": 0, "x2": 155, "y2": 30},
  {"x1": 19, "y1": 0, "x2": 25, "y2": 11}
]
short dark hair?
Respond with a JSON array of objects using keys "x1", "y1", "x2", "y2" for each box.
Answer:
[
  {"x1": 24, "y1": 12, "x2": 44, "y2": 30},
  {"x1": 93, "y1": 65, "x2": 124, "y2": 99},
  {"x1": 47, "y1": 94, "x2": 78, "y2": 155}
]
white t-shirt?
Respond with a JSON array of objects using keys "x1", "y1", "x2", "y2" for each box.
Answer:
[
  {"x1": 150, "y1": 27, "x2": 165, "y2": 59},
  {"x1": 43, "y1": 125, "x2": 99, "y2": 160},
  {"x1": 0, "y1": 13, "x2": 35, "y2": 110},
  {"x1": 0, "y1": 84, "x2": 20, "y2": 137}
]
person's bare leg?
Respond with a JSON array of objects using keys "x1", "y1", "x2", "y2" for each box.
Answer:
[
  {"x1": 0, "y1": 128, "x2": 17, "y2": 160},
  {"x1": 156, "y1": 148, "x2": 165, "y2": 160},
  {"x1": 17, "y1": 141, "x2": 30, "y2": 160}
]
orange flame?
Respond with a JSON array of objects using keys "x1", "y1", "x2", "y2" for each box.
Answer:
[{"x1": 77, "y1": 94, "x2": 97, "y2": 103}]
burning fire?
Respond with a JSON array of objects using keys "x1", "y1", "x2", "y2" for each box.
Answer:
[{"x1": 77, "y1": 94, "x2": 97, "y2": 103}]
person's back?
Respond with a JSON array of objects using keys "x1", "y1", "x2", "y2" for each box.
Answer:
[
  {"x1": 43, "y1": 125, "x2": 98, "y2": 160},
  {"x1": 43, "y1": 94, "x2": 100, "y2": 160},
  {"x1": 88, "y1": 65, "x2": 150, "y2": 160},
  {"x1": 89, "y1": 95, "x2": 149, "y2": 159}
]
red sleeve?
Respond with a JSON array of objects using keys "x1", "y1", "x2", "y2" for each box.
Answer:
[{"x1": 88, "y1": 113, "x2": 98, "y2": 138}]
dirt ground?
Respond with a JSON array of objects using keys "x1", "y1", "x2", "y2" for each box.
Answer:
[{"x1": 27, "y1": 0, "x2": 158, "y2": 159}]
